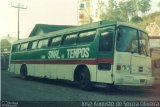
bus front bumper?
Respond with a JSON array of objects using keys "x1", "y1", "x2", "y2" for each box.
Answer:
[{"x1": 114, "y1": 75, "x2": 154, "y2": 86}]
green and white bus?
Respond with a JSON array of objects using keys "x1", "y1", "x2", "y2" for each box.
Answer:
[{"x1": 9, "y1": 20, "x2": 154, "y2": 90}]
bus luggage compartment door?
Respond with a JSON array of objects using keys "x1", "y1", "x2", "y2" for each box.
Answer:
[{"x1": 96, "y1": 58, "x2": 113, "y2": 83}]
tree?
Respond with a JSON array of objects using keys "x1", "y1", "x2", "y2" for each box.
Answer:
[
  {"x1": 98, "y1": 0, "x2": 141, "y2": 22},
  {"x1": 97, "y1": 0, "x2": 107, "y2": 20},
  {"x1": 138, "y1": 0, "x2": 151, "y2": 15},
  {"x1": 98, "y1": 0, "x2": 116, "y2": 20},
  {"x1": 98, "y1": 0, "x2": 124, "y2": 21},
  {"x1": 118, "y1": 1, "x2": 132, "y2": 22},
  {"x1": 97, "y1": 0, "x2": 151, "y2": 22},
  {"x1": 126, "y1": 0, "x2": 138, "y2": 16},
  {"x1": 131, "y1": 15, "x2": 143, "y2": 23},
  {"x1": 106, "y1": 0, "x2": 119, "y2": 21}
]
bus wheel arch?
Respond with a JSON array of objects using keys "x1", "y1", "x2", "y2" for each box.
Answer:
[
  {"x1": 20, "y1": 64, "x2": 28, "y2": 80},
  {"x1": 74, "y1": 65, "x2": 91, "y2": 90}
]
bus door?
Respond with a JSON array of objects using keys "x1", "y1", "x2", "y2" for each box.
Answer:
[
  {"x1": 96, "y1": 27, "x2": 115, "y2": 83},
  {"x1": 130, "y1": 31, "x2": 150, "y2": 75}
]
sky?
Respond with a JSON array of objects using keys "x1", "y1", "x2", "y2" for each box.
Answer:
[{"x1": 0, "y1": 0, "x2": 160, "y2": 39}]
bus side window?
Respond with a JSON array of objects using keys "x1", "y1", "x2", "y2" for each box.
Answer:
[
  {"x1": 99, "y1": 26, "x2": 115, "y2": 52},
  {"x1": 32, "y1": 41, "x2": 38, "y2": 49},
  {"x1": 17, "y1": 45, "x2": 20, "y2": 52},
  {"x1": 12, "y1": 44, "x2": 16, "y2": 52},
  {"x1": 51, "y1": 36, "x2": 62, "y2": 47},
  {"x1": 37, "y1": 39, "x2": 48, "y2": 48},
  {"x1": 78, "y1": 30, "x2": 96, "y2": 44},
  {"x1": 12, "y1": 44, "x2": 20, "y2": 52},
  {"x1": 28, "y1": 41, "x2": 38, "y2": 50},
  {"x1": 99, "y1": 32, "x2": 113, "y2": 51},
  {"x1": 20, "y1": 43, "x2": 28, "y2": 51},
  {"x1": 62, "y1": 34, "x2": 77, "y2": 45},
  {"x1": 42, "y1": 39, "x2": 48, "y2": 48},
  {"x1": 38, "y1": 40, "x2": 43, "y2": 48}
]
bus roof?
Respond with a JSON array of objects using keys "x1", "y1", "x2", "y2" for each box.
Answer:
[{"x1": 13, "y1": 20, "x2": 147, "y2": 44}]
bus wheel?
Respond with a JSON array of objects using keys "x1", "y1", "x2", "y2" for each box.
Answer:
[
  {"x1": 20, "y1": 65, "x2": 28, "y2": 80},
  {"x1": 79, "y1": 68, "x2": 91, "y2": 90}
]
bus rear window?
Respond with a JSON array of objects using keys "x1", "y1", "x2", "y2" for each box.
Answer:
[{"x1": 78, "y1": 30, "x2": 96, "y2": 44}]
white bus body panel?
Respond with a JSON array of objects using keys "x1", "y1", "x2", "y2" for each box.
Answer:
[
  {"x1": 96, "y1": 67, "x2": 113, "y2": 83},
  {"x1": 87, "y1": 65, "x2": 97, "y2": 82},
  {"x1": 114, "y1": 52, "x2": 154, "y2": 86},
  {"x1": 45, "y1": 64, "x2": 57, "y2": 79},
  {"x1": 9, "y1": 64, "x2": 15, "y2": 73},
  {"x1": 27, "y1": 64, "x2": 35, "y2": 76},
  {"x1": 14, "y1": 63, "x2": 97, "y2": 82},
  {"x1": 15, "y1": 64, "x2": 21, "y2": 74}
]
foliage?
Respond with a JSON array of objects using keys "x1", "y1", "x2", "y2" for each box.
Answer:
[
  {"x1": 98, "y1": 0, "x2": 151, "y2": 22},
  {"x1": 131, "y1": 15, "x2": 143, "y2": 23},
  {"x1": 138, "y1": 0, "x2": 151, "y2": 15},
  {"x1": 97, "y1": 0, "x2": 160, "y2": 32},
  {"x1": 138, "y1": 12, "x2": 160, "y2": 29}
]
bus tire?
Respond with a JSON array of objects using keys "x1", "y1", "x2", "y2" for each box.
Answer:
[
  {"x1": 79, "y1": 67, "x2": 91, "y2": 90},
  {"x1": 20, "y1": 65, "x2": 28, "y2": 80}
]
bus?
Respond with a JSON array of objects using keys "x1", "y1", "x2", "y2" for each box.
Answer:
[{"x1": 9, "y1": 20, "x2": 154, "y2": 90}]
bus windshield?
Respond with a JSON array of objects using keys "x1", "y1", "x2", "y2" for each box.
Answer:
[
  {"x1": 116, "y1": 26, "x2": 150, "y2": 56},
  {"x1": 117, "y1": 27, "x2": 138, "y2": 53}
]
